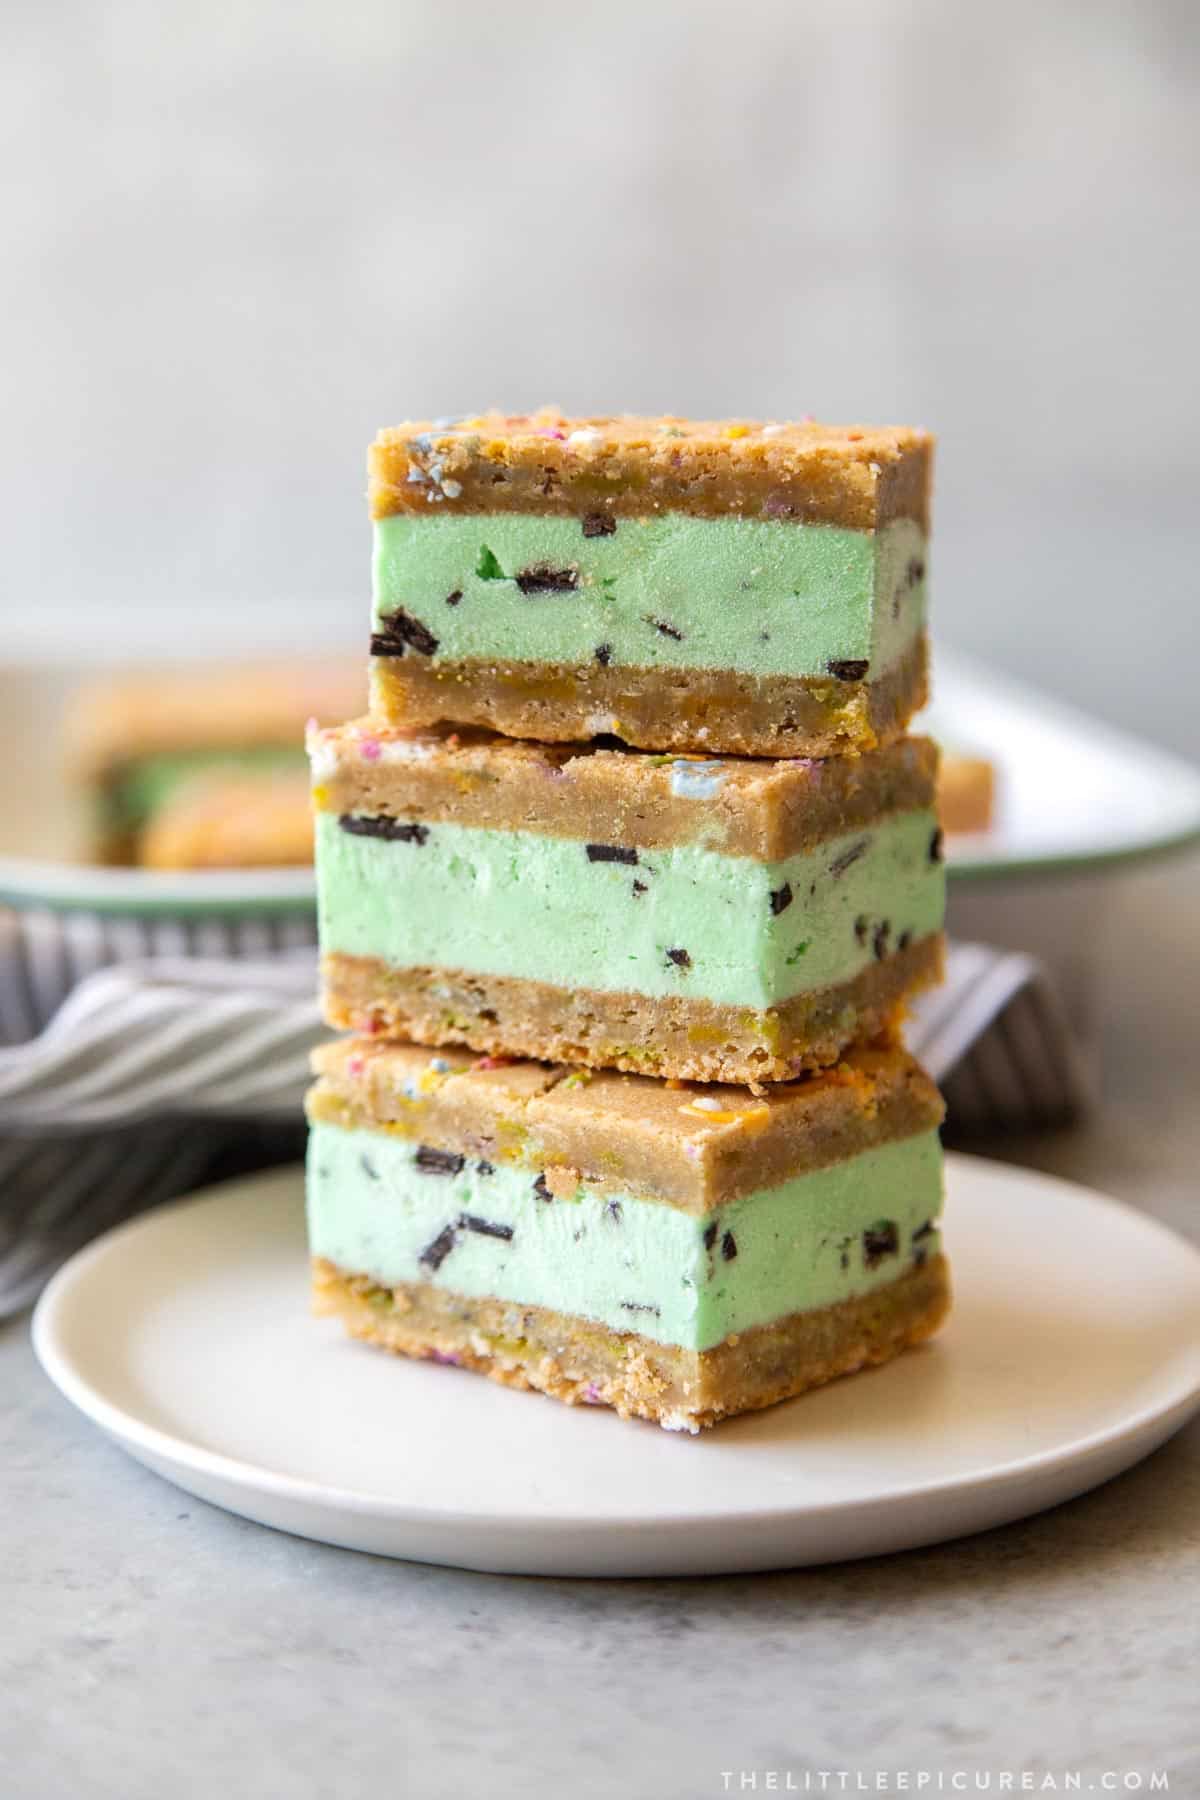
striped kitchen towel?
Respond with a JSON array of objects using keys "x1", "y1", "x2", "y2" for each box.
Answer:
[
  {"x1": 0, "y1": 940, "x2": 1091, "y2": 1135},
  {"x1": 0, "y1": 933, "x2": 1092, "y2": 1316}
]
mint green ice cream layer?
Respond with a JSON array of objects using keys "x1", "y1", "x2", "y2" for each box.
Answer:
[
  {"x1": 307, "y1": 1122, "x2": 943, "y2": 1351},
  {"x1": 373, "y1": 513, "x2": 926, "y2": 679},
  {"x1": 315, "y1": 809, "x2": 944, "y2": 1008}
]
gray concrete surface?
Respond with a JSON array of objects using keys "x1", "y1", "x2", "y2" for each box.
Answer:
[{"x1": 3, "y1": 854, "x2": 1198, "y2": 1798}]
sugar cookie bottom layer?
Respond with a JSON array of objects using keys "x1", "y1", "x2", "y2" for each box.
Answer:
[
  {"x1": 321, "y1": 934, "x2": 944, "y2": 1084},
  {"x1": 369, "y1": 634, "x2": 927, "y2": 758},
  {"x1": 312, "y1": 1253, "x2": 951, "y2": 1433}
]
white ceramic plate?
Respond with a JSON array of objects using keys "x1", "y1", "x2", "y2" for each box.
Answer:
[
  {"x1": 931, "y1": 651, "x2": 1200, "y2": 880},
  {"x1": 33, "y1": 1154, "x2": 1200, "y2": 1577},
  {"x1": 3, "y1": 656, "x2": 1200, "y2": 914}
]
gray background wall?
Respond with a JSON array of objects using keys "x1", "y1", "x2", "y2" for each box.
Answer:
[{"x1": 4, "y1": 0, "x2": 1198, "y2": 753}]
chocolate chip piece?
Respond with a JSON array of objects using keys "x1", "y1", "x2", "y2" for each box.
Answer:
[
  {"x1": 445, "y1": 589, "x2": 463, "y2": 607},
  {"x1": 829, "y1": 837, "x2": 869, "y2": 879},
  {"x1": 418, "y1": 1224, "x2": 458, "y2": 1271},
  {"x1": 460, "y1": 1214, "x2": 514, "y2": 1241},
  {"x1": 906, "y1": 556, "x2": 925, "y2": 587},
  {"x1": 873, "y1": 921, "x2": 891, "y2": 960},
  {"x1": 913, "y1": 1245, "x2": 928, "y2": 1269},
  {"x1": 582, "y1": 512, "x2": 617, "y2": 537},
  {"x1": 604, "y1": 1200, "x2": 624, "y2": 1225},
  {"x1": 929, "y1": 826, "x2": 945, "y2": 864},
  {"x1": 863, "y1": 1221, "x2": 900, "y2": 1268},
  {"x1": 854, "y1": 915, "x2": 870, "y2": 946},
  {"x1": 475, "y1": 1159, "x2": 495, "y2": 1177},
  {"x1": 770, "y1": 882, "x2": 793, "y2": 916},
  {"x1": 371, "y1": 608, "x2": 439, "y2": 656},
  {"x1": 631, "y1": 879, "x2": 648, "y2": 898},
  {"x1": 415, "y1": 1146, "x2": 465, "y2": 1177},
  {"x1": 339, "y1": 814, "x2": 429, "y2": 846},
  {"x1": 703, "y1": 1221, "x2": 719, "y2": 1251},
  {"x1": 666, "y1": 947, "x2": 692, "y2": 969},
  {"x1": 721, "y1": 1230, "x2": 738, "y2": 1261},
  {"x1": 594, "y1": 643, "x2": 612, "y2": 666},
  {"x1": 515, "y1": 564, "x2": 579, "y2": 594},
  {"x1": 586, "y1": 843, "x2": 639, "y2": 865},
  {"x1": 827, "y1": 659, "x2": 869, "y2": 681},
  {"x1": 360, "y1": 1154, "x2": 379, "y2": 1181},
  {"x1": 532, "y1": 1174, "x2": 553, "y2": 1202},
  {"x1": 897, "y1": 928, "x2": 913, "y2": 952},
  {"x1": 912, "y1": 1219, "x2": 935, "y2": 1242},
  {"x1": 645, "y1": 616, "x2": 684, "y2": 641},
  {"x1": 620, "y1": 1300, "x2": 661, "y2": 1317}
]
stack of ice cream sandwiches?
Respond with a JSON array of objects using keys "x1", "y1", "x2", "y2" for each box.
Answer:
[{"x1": 305, "y1": 411, "x2": 949, "y2": 1433}]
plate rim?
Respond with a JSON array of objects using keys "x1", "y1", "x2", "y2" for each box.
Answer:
[
  {"x1": 933, "y1": 649, "x2": 1200, "y2": 883},
  {"x1": 31, "y1": 1153, "x2": 1200, "y2": 1536},
  {"x1": 0, "y1": 856, "x2": 317, "y2": 917}
]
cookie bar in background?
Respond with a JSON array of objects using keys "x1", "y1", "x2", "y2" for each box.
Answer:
[
  {"x1": 306, "y1": 1037, "x2": 949, "y2": 1433},
  {"x1": 367, "y1": 412, "x2": 932, "y2": 757},
  {"x1": 309, "y1": 719, "x2": 946, "y2": 1084},
  {"x1": 138, "y1": 767, "x2": 316, "y2": 870},
  {"x1": 72, "y1": 661, "x2": 364, "y2": 866},
  {"x1": 938, "y1": 750, "x2": 997, "y2": 836}
]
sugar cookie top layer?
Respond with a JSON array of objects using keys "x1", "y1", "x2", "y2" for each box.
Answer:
[
  {"x1": 308, "y1": 719, "x2": 939, "y2": 862},
  {"x1": 308, "y1": 1038, "x2": 944, "y2": 1212},
  {"x1": 370, "y1": 411, "x2": 934, "y2": 531}
]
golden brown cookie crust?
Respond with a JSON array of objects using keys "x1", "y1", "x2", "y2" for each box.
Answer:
[
  {"x1": 312, "y1": 1252, "x2": 951, "y2": 1431},
  {"x1": 307, "y1": 1028, "x2": 945, "y2": 1211},
  {"x1": 312, "y1": 721, "x2": 938, "y2": 861},
  {"x1": 319, "y1": 935, "x2": 944, "y2": 1098},
  {"x1": 368, "y1": 632, "x2": 928, "y2": 759},
  {"x1": 370, "y1": 412, "x2": 934, "y2": 532}
]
